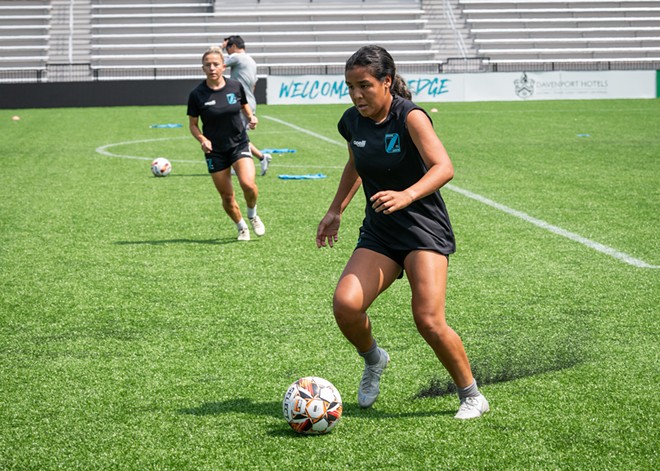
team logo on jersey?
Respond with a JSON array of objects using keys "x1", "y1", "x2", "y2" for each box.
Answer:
[
  {"x1": 385, "y1": 133, "x2": 401, "y2": 153},
  {"x1": 226, "y1": 93, "x2": 237, "y2": 104}
]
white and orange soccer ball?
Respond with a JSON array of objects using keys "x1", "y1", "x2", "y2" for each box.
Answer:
[
  {"x1": 282, "y1": 376, "x2": 343, "y2": 435},
  {"x1": 151, "y1": 158, "x2": 172, "y2": 177}
]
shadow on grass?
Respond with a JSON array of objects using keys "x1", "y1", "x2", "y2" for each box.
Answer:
[
  {"x1": 415, "y1": 335, "x2": 586, "y2": 398},
  {"x1": 179, "y1": 398, "x2": 453, "y2": 421},
  {"x1": 164, "y1": 174, "x2": 208, "y2": 178},
  {"x1": 114, "y1": 238, "x2": 237, "y2": 246}
]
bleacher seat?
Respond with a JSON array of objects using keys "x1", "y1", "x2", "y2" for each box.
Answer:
[
  {"x1": 88, "y1": 0, "x2": 437, "y2": 77},
  {"x1": 0, "y1": 1, "x2": 50, "y2": 80},
  {"x1": 459, "y1": 0, "x2": 660, "y2": 64}
]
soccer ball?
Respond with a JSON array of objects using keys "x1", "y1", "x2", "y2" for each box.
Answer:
[
  {"x1": 151, "y1": 158, "x2": 172, "y2": 177},
  {"x1": 282, "y1": 376, "x2": 343, "y2": 435}
]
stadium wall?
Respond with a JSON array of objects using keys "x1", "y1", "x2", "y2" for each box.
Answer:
[
  {"x1": 0, "y1": 79, "x2": 268, "y2": 109},
  {"x1": 0, "y1": 72, "x2": 656, "y2": 109},
  {"x1": 268, "y1": 71, "x2": 658, "y2": 104}
]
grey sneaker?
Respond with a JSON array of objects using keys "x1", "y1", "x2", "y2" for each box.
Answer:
[
  {"x1": 358, "y1": 348, "x2": 390, "y2": 408},
  {"x1": 237, "y1": 227, "x2": 250, "y2": 241},
  {"x1": 454, "y1": 394, "x2": 489, "y2": 419},
  {"x1": 249, "y1": 216, "x2": 265, "y2": 236},
  {"x1": 260, "y1": 153, "x2": 272, "y2": 176}
]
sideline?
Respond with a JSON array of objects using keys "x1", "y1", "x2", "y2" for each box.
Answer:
[{"x1": 261, "y1": 115, "x2": 658, "y2": 269}]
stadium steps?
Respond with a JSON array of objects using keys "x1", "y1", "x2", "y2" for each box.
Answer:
[
  {"x1": 89, "y1": 0, "x2": 438, "y2": 75},
  {"x1": 0, "y1": 0, "x2": 50, "y2": 78},
  {"x1": 459, "y1": 0, "x2": 660, "y2": 64}
]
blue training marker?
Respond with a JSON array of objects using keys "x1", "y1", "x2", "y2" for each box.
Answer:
[
  {"x1": 261, "y1": 148, "x2": 296, "y2": 153},
  {"x1": 278, "y1": 174, "x2": 326, "y2": 180}
]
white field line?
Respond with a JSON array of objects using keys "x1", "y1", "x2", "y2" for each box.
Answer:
[
  {"x1": 261, "y1": 115, "x2": 658, "y2": 269},
  {"x1": 95, "y1": 136, "x2": 194, "y2": 162}
]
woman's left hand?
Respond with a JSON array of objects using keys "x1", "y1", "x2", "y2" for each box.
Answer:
[{"x1": 370, "y1": 190, "x2": 414, "y2": 215}]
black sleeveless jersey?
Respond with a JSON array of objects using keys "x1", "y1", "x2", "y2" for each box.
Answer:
[
  {"x1": 337, "y1": 95, "x2": 456, "y2": 255},
  {"x1": 187, "y1": 79, "x2": 249, "y2": 152}
]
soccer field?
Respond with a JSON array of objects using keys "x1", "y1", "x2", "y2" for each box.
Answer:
[{"x1": 1, "y1": 99, "x2": 658, "y2": 469}]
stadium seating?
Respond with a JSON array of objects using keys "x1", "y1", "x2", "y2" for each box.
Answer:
[
  {"x1": 2, "y1": 0, "x2": 660, "y2": 83},
  {"x1": 459, "y1": 0, "x2": 660, "y2": 67},
  {"x1": 0, "y1": 0, "x2": 50, "y2": 81},
  {"x1": 88, "y1": 0, "x2": 438, "y2": 79}
]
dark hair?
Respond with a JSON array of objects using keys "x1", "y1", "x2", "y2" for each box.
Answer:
[
  {"x1": 225, "y1": 35, "x2": 245, "y2": 50},
  {"x1": 345, "y1": 45, "x2": 411, "y2": 100}
]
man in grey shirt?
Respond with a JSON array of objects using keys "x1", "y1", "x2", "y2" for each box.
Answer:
[{"x1": 223, "y1": 36, "x2": 272, "y2": 176}]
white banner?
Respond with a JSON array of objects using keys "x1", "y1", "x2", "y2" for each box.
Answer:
[{"x1": 267, "y1": 71, "x2": 656, "y2": 104}]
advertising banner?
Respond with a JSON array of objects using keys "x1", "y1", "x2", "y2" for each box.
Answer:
[{"x1": 267, "y1": 71, "x2": 656, "y2": 105}]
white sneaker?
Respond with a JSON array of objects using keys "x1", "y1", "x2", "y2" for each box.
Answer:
[
  {"x1": 260, "y1": 153, "x2": 272, "y2": 176},
  {"x1": 358, "y1": 348, "x2": 390, "y2": 408},
  {"x1": 249, "y1": 216, "x2": 265, "y2": 236},
  {"x1": 237, "y1": 227, "x2": 250, "y2": 241},
  {"x1": 454, "y1": 394, "x2": 489, "y2": 419}
]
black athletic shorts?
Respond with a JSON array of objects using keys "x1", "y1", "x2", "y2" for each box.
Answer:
[
  {"x1": 355, "y1": 229, "x2": 450, "y2": 280},
  {"x1": 205, "y1": 142, "x2": 251, "y2": 173},
  {"x1": 355, "y1": 230, "x2": 407, "y2": 279}
]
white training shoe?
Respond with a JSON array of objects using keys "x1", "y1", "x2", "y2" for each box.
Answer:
[
  {"x1": 454, "y1": 394, "x2": 490, "y2": 419},
  {"x1": 358, "y1": 348, "x2": 390, "y2": 408},
  {"x1": 237, "y1": 227, "x2": 250, "y2": 241},
  {"x1": 260, "y1": 153, "x2": 272, "y2": 176},
  {"x1": 249, "y1": 216, "x2": 265, "y2": 236}
]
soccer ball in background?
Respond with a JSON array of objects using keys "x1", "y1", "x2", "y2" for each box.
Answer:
[
  {"x1": 282, "y1": 376, "x2": 343, "y2": 435},
  {"x1": 151, "y1": 158, "x2": 172, "y2": 177}
]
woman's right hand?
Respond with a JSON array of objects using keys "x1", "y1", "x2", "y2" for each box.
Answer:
[
  {"x1": 201, "y1": 139, "x2": 213, "y2": 154},
  {"x1": 316, "y1": 212, "x2": 341, "y2": 248}
]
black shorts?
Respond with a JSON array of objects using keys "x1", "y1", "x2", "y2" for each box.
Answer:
[
  {"x1": 205, "y1": 142, "x2": 251, "y2": 173},
  {"x1": 355, "y1": 230, "x2": 408, "y2": 279},
  {"x1": 355, "y1": 229, "x2": 450, "y2": 279}
]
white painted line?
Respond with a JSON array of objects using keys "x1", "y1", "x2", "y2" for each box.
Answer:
[
  {"x1": 95, "y1": 135, "x2": 343, "y2": 168},
  {"x1": 262, "y1": 115, "x2": 658, "y2": 269},
  {"x1": 95, "y1": 136, "x2": 197, "y2": 162},
  {"x1": 262, "y1": 115, "x2": 346, "y2": 146},
  {"x1": 447, "y1": 185, "x2": 658, "y2": 269}
]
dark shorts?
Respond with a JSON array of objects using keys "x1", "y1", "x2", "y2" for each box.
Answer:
[
  {"x1": 355, "y1": 229, "x2": 450, "y2": 280},
  {"x1": 355, "y1": 230, "x2": 408, "y2": 279},
  {"x1": 205, "y1": 142, "x2": 251, "y2": 173}
]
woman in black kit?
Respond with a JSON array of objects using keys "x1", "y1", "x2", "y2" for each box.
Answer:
[
  {"x1": 316, "y1": 45, "x2": 489, "y2": 419},
  {"x1": 188, "y1": 47, "x2": 265, "y2": 241}
]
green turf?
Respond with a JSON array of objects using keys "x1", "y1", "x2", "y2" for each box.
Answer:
[{"x1": 1, "y1": 99, "x2": 658, "y2": 470}]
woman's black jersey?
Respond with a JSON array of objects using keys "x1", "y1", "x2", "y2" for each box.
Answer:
[
  {"x1": 187, "y1": 79, "x2": 249, "y2": 153},
  {"x1": 337, "y1": 95, "x2": 456, "y2": 255}
]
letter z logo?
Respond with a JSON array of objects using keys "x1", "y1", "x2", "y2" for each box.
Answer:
[
  {"x1": 385, "y1": 133, "x2": 400, "y2": 153},
  {"x1": 226, "y1": 93, "x2": 237, "y2": 105}
]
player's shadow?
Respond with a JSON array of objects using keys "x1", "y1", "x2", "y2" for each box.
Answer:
[
  {"x1": 415, "y1": 341, "x2": 585, "y2": 398},
  {"x1": 179, "y1": 398, "x2": 453, "y2": 422},
  {"x1": 180, "y1": 398, "x2": 282, "y2": 419},
  {"x1": 164, "y1": 174, "x2": 208, "y2": 178},
  {"x1": 114, "y1": 238, "x2": 237, "y2": 246}
]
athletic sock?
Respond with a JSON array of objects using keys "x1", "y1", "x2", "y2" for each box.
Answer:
[
  {"x1": 236, "y1": 219, "x2": 248, "y2": 231},
  {"x1": 358, "y1": 340, "x2": 381, "y2": 366},
  {"x1": 457, "y1": 379, "x2": 480, "y2": 400},
  {"x1": 247, "y1": 206, "x2": 256, "y2": 219}
]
